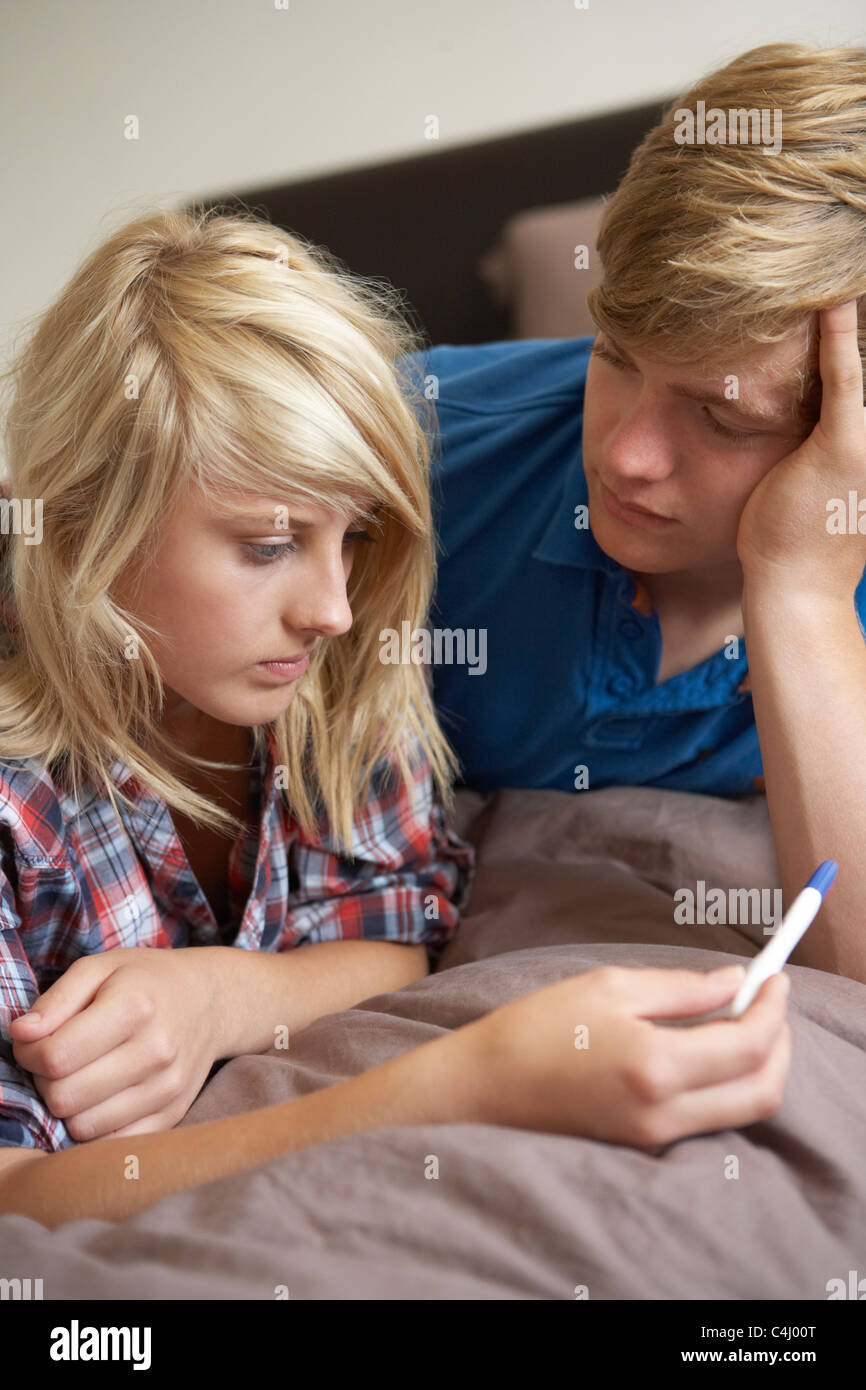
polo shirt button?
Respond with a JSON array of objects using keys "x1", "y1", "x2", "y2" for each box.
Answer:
[
  {"x1": 607, "y1": 674, "x2": 634, "y2": 696},
  {"x1": 618, "y1": 619, "x2": 642, "y2": 639}
]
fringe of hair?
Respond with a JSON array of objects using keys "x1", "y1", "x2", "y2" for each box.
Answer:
[{"x1": 586, "y1": 41, "x2": 866, "y2": 422}]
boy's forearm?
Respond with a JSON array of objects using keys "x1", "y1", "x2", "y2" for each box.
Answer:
[
  {"x1": 742, "y1": 578, "x2": 866, "y2": 982},
  {"x1": 0, "y1": 1019, "x2": 492, "y2": 1229},
  {"x1": 205, "y1": 938, "x2": 430, "y2": 1058}
]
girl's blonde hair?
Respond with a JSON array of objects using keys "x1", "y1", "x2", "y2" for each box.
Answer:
[
  {"x1": 587, "y1": 41, "x2": 866, "y2": 420},
  {"x1": 0, "y1": 204, "x2": 461, "y2": 852}
]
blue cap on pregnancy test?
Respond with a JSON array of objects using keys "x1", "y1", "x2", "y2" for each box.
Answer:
[
  {"x1": 655, "y1": 857, "x2": 839, "y2": 1028},
  {"x1": 806, "y1": 860, "x2": 838, "y2": 896}
]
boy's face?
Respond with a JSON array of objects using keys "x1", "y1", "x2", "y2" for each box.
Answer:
[{"x1": 582, "y1": 322, "x2": 818, "y2": 578}]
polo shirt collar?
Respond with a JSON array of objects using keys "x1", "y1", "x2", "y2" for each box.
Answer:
[{"x1": 532, "y1": 439, "x2": 623, "y2": 577}]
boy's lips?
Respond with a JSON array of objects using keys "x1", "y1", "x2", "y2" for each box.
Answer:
[
  {"x1": 598, "y1": 482, "x2": 676, "y2": 530},
  {"x1": 601, "y1": 482, "x2": 670, "y2": 518}
]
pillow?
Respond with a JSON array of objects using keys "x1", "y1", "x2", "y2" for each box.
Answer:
[
  {"x1": 438, "y1": 783, "x2": 778, "y2": 970},
  {"x1": 476, "y1": 195, "x2": 608, "y2": 339}
]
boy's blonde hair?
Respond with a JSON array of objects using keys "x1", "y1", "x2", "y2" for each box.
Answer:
[
  {"x1": 0, "y1": 205, "x2": 460, "y2": 851},
  {"x1": 587, "y1": 42, "x2": 866, "y2": 422}
]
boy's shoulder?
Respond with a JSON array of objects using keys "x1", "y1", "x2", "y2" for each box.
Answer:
[{"x1": 401, "y1": 336, "x2": 593, "y2": 414}]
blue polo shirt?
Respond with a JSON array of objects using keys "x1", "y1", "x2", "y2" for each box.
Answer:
[{"x1": 402, "y1": 336, "x2": 866, "y2": 797}]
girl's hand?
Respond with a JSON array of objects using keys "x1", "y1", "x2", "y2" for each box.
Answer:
[
  {"x1": 735, "y1": 299, "x2": 866, "y2": 600},
  {"x1": 9, "y1": 946, "x2": 221, "y2": 1141},
  {"x1": 468, "y1": 963, "x2": 791, "y2": 1149}
]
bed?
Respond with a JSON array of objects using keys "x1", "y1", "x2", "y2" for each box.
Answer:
[{"x1": 1, "y1": 782, "x2": 864, "y2": 1298}]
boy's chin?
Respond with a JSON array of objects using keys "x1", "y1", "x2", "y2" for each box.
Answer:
[{"x1": 589, "y1": 513, "x2": 677, "y2": 570}]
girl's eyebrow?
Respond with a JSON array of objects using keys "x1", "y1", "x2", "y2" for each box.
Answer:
[{"x1": 229, "y1": 503, "x2": 382, "y2": 530}]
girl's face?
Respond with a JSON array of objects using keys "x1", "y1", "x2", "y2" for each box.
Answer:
[{"x1": 112, "y1": 485, "x2": 378, "y2": 735}]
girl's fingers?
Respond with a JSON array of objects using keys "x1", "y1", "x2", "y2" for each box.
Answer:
[
  {"x1": 20, "y1": 980, "x2": 138, "y2": 1079},
  {"x1": 626, "y1": 963, "x2": 747, "y2": 1019},
  {"x1": 651, "y1": 1006, "x2": 792, "y2": 1146},
  {"x1": 645, "y1": 973, "x2": 790, "y2": 1096},
  {"x1": 70, "y1": 1061, "x2": 199, "y2": 1141},
  {"x1": 9, "y1": 958, "x2": 108, "y2": 1037},
  {"x1": 105, "y1": 1112, "x2": 169, "y2": 1140},
  {"x1": 33, "y1": 1033, "x2": 162, "y2": 1121}
]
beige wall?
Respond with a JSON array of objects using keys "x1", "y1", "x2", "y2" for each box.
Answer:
[{"x1": 1, "y1": 0, "x2": 863, "y2": 378}]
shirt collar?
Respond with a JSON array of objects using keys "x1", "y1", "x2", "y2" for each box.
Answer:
[
  {"x1": 532, "y1": 438, "x2": 626, "y2": 578},
  {"x1": 55, "y1": 751, "x2": 138, "y2": 820},
  {"x1": 56, "y1": 725, "x2": 277, "y2": 820}
]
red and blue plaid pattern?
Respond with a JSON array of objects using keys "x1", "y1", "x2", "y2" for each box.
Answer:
[{"x1": 0, "y1": 723, "x2": 475, "y2": 1149}]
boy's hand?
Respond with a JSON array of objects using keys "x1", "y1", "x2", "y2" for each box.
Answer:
[
  {"x1": 736, "y1": 299, "x2": 866, "y2": 600},
  {"x1": 8, "y1": 946, "x2": 221, "y2": 1141}
]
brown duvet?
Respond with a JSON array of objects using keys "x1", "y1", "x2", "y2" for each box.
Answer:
[{"x1": 1, "y1": 784, "x2": 864, "y2": 1299}]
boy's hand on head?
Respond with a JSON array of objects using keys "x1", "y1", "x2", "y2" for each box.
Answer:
[
  {"x1": 8, "y1": 946, "x2": 222, "y2": 1141},
  {"x1": 736, "y1": 299, "x2": 866, "y2": 599}
]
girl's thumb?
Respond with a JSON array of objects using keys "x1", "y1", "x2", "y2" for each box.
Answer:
[{"x1": 708, "y1": 964, "x2": 747, "y2": 983}]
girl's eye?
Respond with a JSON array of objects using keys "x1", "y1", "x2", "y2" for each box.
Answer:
[
  {"x1": 245, "y1": 541, "x2": 297, "y2": 563},
  {"x1": 244, "y1": 530, "x2": 377, "y2": 564}
]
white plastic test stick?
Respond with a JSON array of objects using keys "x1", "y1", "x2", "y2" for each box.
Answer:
[
  {"x1": 727, "y1": 859, "x2": 838, "y2": 1017},
  {"x1": 655, "y1": 860, "x2": 838, "y2": 1028}
]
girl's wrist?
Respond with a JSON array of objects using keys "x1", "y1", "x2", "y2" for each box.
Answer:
[{"x1": 269, "y1": 1023, "x2": 498, "y2": 1155}]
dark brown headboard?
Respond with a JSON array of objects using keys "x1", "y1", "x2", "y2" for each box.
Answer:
[{"x1": 190, "y1": 97, "x2": 673, "y2": 348}]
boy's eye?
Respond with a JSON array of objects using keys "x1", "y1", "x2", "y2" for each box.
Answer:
[
  {"x1": 244, "y1": 531, "x2": 377, "y2": 564},
  {"x1": 701, "y1": 409, "x2": 760, "y2": 443},
  {"x1": 591, "y1": 342, "x2": 626, "y2": 370},
  {"x1": 592, "y1": 341, "x2": 761, "y2": 444}
]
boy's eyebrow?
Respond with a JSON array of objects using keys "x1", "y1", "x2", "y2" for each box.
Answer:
[{"x1": 600, "y1": 331, "x2": 814, "y2": 429}]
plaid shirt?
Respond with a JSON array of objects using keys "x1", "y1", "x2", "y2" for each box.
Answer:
[{"x1": 0, "y1": 723, "x2": 475, "y2": 1150}]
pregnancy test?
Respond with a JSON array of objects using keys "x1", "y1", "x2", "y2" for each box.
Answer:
[{"x1": 655, "y1": 860, "x2": 838, "y2": 1028}]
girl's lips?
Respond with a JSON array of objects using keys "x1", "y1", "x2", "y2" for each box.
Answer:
[{"x1": 256, "y1": 654, "x2": 310, "y2": 681}]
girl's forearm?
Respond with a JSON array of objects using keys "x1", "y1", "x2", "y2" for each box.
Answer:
[
  {"x1": 0, "y1": 1022, "x2": 493, "y2": 1230},
  {"x1": 205, "y1": 939, "x2": 430, "y2": 1058}
]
